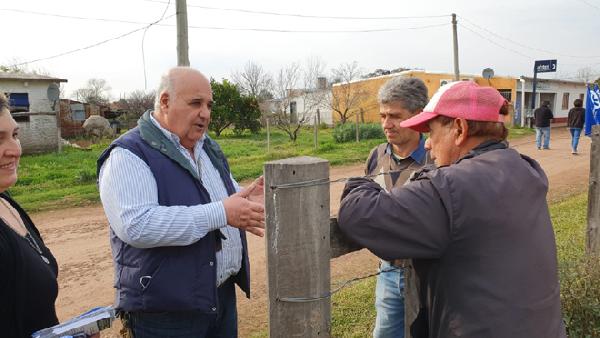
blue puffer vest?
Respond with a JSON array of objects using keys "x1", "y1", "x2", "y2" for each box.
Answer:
[{"x1": 97, "y1": 112, "x2": 250, "y2": 313}]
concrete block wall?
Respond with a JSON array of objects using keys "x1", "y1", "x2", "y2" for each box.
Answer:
[
  {"x1": 17, "y1": 114, "x2": 59, "y2": 153},
  {"x1": 1, "y1": 79, "x2": 59, "y2": 153}
]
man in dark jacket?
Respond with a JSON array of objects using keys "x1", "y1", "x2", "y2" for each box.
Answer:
[
  {"x1": 567, "y1": 98, "x2": 585, "y2": 154},
  {"x1": 534, "y1": 100, "x2": 554, "y2": 150},
  {"x1": 338, "y1": 81, "x2": 566, "y2": 338}
]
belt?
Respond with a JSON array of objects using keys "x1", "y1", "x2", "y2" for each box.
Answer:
[{"x1": 391, "y1": 259, "x2": 406, "y2": 268}]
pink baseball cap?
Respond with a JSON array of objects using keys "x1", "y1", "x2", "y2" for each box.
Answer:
[{"x1": 400, "y1": 80, "x2": 507, "y2": 132}]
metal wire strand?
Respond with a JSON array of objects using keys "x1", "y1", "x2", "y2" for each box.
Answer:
[
  {"x1": 269, "y1": 170, "x2": 406, "y2": 190},
  {"x1": 277, "y1": 267, "x2": 398, "y2": 303}
]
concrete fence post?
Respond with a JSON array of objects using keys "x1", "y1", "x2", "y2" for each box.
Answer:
[{"x1": 265, "y1": 156, "x2": 331, "y2": 337}]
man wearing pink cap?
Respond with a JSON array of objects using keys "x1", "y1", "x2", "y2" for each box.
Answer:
[{"x1": 338, "y1": 81, "x2": 566, "y2": 338}]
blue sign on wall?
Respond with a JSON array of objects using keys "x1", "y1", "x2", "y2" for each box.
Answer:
[{"x1": 535, "y1": 59, "x2": 557, "y2": 73}]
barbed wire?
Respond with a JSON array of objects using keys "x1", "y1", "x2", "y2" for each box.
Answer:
[{"x1": 277, "y1": 267, "x2": 399, "y2": 303}]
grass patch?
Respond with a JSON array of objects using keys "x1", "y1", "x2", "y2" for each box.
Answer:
[
  {"x1": 12, "y1": 126, "x2": 532, "y2": 212},
  {"x1": 508, "y1": 125, "x2": 535, "y2": 138}
]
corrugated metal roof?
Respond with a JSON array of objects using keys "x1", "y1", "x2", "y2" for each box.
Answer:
[{"x1": 0, "y1": 72, "x2": 67, "y2": 82}]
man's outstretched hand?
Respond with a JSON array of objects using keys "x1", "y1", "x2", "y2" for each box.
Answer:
[
  {"x1": 244, "y1": 176, "x2": 265, "y2": 205},
  {"x1": 223, "y1": 176, "x2": 266, "y2": 237}
]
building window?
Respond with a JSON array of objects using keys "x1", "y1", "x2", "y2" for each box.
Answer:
[
  {"x1": 6, "y1": 93, "x2": 30, "y2": 113},
  {"x1": 498, "y1": 89, "x2": 512, "y2": 102},
  {"x1": 562, "y1": 93, "x2": 570, "y2": 110},
  {"x1": 72, "y1": 110, "x2": 86, "y2": 121},
  {"x1": 289, "y1": 101, "x2": 297, "y2": 124},
  {"x1": 12, "y1": 114, "x2": 30, "y2": 123},
  {"x1": 289, "y1": 101, "x2": 297, "y2": 114},
  {"x1": 580, "y1": 93, "x2": 585, "y2": 102}
]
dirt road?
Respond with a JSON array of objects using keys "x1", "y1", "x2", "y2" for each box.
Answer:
[{"x1": 32, "y1": 128, "x2": 591, "y2": 336}]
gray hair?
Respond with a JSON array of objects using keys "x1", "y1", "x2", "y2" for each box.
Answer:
[
  {"x1": 378, "y1": 77, "x2": 428, "y2": 113},
  {"x1": 154, "y1": 71, "x2": 173, "y2": 112}
]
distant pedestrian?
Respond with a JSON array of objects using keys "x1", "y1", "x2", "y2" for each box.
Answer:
[
  {"x1": 567, "y1": 98, "x2": 585, "y2": 154},
  {"x1": 534, "y1": 101, "x2": 554, "y2": 150}
]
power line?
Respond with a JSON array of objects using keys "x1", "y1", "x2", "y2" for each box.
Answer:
[
  {"x1": 186, "y1": 22, "x2": 450, "y2": 33},
  {"x1": 6, "y1": 9, "x2": 447, "y2": 68},
  {"x1": 459, "y1": 15, "x2": 600, "y2": 59},
  {"x1": 575, "y1": 0, "x2": 600, "y2": 11},
  {"x1": 11, "y1": 14, "x2": 175, "y2": 68},
  {"x1": 142, "y1": 0, "x2": 171, "y2": 89},
  {"x1": 0, "y1": 8, "x2": 150, "y2": 25},
  {"x1": 3, "y1": 6, "x2": 449, "y2": 34},
  {"x1": 458, "y1": 23, "x2": 534, "y2": 59},
  {"x1": 143, "y1": 0, "x2": 451, "y2": 20}
]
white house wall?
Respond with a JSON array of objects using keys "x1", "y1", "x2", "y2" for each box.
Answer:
[
  {"x1": 518, "y1": 80, "x2": 587, "y2": 119},
  {"x1": 1, "y1": 79, "x2": 60, "y2": 153},
  {"x1": 290, "y1": 91, "x2": 333, "y2": 125}
]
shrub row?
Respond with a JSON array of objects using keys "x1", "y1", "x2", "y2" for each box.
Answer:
[{"x1": 333, "y1": 123, "x2": 384, "y2": 143}]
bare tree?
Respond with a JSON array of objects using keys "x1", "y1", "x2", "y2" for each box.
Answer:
[
  {"x1": 0, "y1": 58, "x2": 49, "y2": 75},
  {"x1": 123, "y1": 90, "x2": 156, "y2": 117},
  {"x1": 329, "y1": 61, "x2": 367, "y2": 124},
  {"x1": 301, "y1": 56, "x2": 328, "y2": 124},
  {"x1": 73, "y1": 78, "x2": 112, "y2": 106},
  {"x1": 232, "y1": 61, "x2": 273, "y2": 101},
  {"x1": 576, "y1": 66, "x2": 594, "y2": 83},
  {"x1": 271, "y1": 62, "x2": 306, "y2": 141}
]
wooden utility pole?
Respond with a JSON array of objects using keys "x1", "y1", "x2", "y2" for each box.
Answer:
[
  {"x1": 587, "y1": 125, "x2": 600, "y2": 254},
  {"x1": 452, "y1": 13, "x2": 460, "y2": 81},
  {"x1": 265, "y1": 157, "x2": 331, "y2": 337},
  {"x1": 176, "y1": 0, "x2": 190, "y2": 66}
]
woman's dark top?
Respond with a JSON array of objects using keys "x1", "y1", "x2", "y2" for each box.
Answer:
[
  {"x1": 0, "y1": 193, "x2": 59, "y2": 338},
  {"x1": 567, "y1": 107, "x2": 585, "y2": 129}
]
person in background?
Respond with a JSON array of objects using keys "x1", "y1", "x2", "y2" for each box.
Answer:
[
  {"x1": 0, "y1": 92, "x2": 60, "y2": 337},
  {"x1": 98, "y1": 67, "x2": 265, "y2": 338},
  {"x1": 338, "y1": 81, "x2": 566, "y2": 338},
  {"x1": 534, "y1": 100, "x2": 554, "y2": 150},
  {"x1": 567, "y1": 98, "x2": 585, "y2": 154},
  {"x1": 366, "y1": 76, "x2": 429, "y2": 338}
]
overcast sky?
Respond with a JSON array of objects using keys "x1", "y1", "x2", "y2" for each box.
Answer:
[{"x1": 2, "y1": 0, "x2": 600, "y2": 99}]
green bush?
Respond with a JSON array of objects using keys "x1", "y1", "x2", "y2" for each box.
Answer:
[
  {"x1": 333, "y1": 123, "x2": 384, "y2": 143},
  {"x1": 560, "y1": 255, "x2": 600, "y2": 337}
]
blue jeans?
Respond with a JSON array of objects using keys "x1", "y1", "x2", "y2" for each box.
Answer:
[
  {"x1": 535, "y1": 127, "x2": 551, "y2": 149},
  {"x1": 128, "y1": 279, "x2": 238, "y2": 338},
  {"x1": 570, "y1": 128, "x2": 582, "y2": 152},
  {"x1": 374, "y1": 260, "x2": 405, "y2": 338}
]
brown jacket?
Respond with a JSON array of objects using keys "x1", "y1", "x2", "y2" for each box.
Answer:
[
  {"x1": 339, "y1": 141, "x2": 566, "y2": 338},
  {"x1": 365, "y1": 141, "x2": 429, "y2": 338}
]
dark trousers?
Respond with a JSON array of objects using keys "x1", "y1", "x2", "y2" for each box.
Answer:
[{"x1": 128, "y1": 279, "x2": 238, "y2": 338}]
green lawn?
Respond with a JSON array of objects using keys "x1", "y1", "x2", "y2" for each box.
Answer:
[
  {"x1": 12, "y1": 128, "x2": 386, "y2": 212},
  {"x1": 11, "y1": 126, "x2": 534, "y2": 212}
]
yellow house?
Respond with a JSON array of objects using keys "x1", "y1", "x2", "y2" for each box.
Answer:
[{"x1": 331, "y1": 70, "x2": 518, "y2": 124}]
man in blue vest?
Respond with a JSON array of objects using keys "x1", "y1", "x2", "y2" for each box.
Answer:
[{"x1": 98, "y1": 67, "x2": 265, "y2": 337}]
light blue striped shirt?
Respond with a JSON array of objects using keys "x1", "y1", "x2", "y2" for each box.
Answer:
[{"x1": 98, "y1": 114, "x2": 243, "y2": 286}]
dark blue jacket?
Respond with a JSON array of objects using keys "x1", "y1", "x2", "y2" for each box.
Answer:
[{"x1": 97, "y1": 112, "x2": 250, "y2": 313}]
